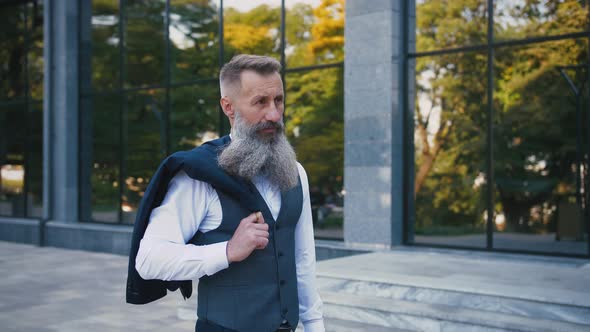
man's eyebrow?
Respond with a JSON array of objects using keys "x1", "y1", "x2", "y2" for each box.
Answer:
[{"x1": 250, "y1": 95, "x2": 269, "y2": 103}]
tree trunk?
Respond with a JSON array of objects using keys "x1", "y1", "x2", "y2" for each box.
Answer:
[{"x1": 415, "y1": 152, "x2": 436, "y2": 196}]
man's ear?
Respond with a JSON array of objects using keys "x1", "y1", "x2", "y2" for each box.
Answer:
[{"x1": 220, "y1": 96, "x2": 235, "y2": 121}]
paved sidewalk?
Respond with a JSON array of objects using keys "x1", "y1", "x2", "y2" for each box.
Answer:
[
  {"x1": 0, "y1": 241, "x2": 403, "y2": 332},
  {"x1": 0, "y1": 241, "x2": 195, "y2": 332}
]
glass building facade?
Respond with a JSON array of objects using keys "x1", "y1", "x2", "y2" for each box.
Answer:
[
  {"x1": 0, "y1": 0, "x2": 588, "y2": 257},
  {"x1": 79, "y1": 0, "x2": 345, "y2": 239},
  {"x1": 0, "y1": 0, "x2": 44, "y2": 219},
  {"x1": 411, "y1": 0, "x2": 590, "y2": 256}
]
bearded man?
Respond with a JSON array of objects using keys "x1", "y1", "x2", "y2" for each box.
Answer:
[{"x1": 126, "y1": 54, "x2": 325, "y2": 332}]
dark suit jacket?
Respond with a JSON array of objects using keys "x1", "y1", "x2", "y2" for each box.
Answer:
[{"x1": 126, "y1": 135, "x2": 262, "y2": 304}]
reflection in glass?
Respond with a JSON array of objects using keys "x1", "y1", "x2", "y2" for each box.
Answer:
[
  {"x1": 413, "y1": 51, "x2": 488, "y2": 247},
  {"x1": 0, "y1": 165, "x2": 25, "y2": 217},
  {"x1": 123, "y1": 90, "x2": 166, "y2": 223},
  {"x1": 0, "y1": 103, "x2": 26, "y2": 217},
  {"x1": 27, "y1": 102, "x2": 43, "y2": 217},
  {"x1": 285, "y1": 0, "x2": 343, "y2": 68},
  {"x1": 223, "y1": 0, "x2": 281, "y2": 62},
  {"x1": 416, "y1": 0, "x2": 487, "y2": 53},
  {"x1": 28, "y1": 0, "x2": 44, "y2": 101},
  {"x1": 170, "y1": 0, "x2": 220, "y2": 83},
  {"x1": 493, "y1": 39, "x2": 588, "y2": 255},
  {"x1": 0, "y1": 3, "x2": 25, "y2": 99},
  {"x1": 91, "y1": 94, "x2": 121, "y2": 223},
  {"x1": 494, "y1": 0, "x2": 589, "y2": 42},
  {"x1": 170, "y1": 83, "x2": 220, "y2": 152},
  {"x1": 91, "y1": 0, "x2": 119, "y2": 90},
  {"x1": 125, "y1": 0, "x2": 166, "y2": 88},
  {"x1": 286, "y1": 67, "x2": 344, "y2": 240}
]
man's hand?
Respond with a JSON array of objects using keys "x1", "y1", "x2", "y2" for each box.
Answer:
[{"x1": 226, "y1": 212, "x2": 269, "y2": 263}]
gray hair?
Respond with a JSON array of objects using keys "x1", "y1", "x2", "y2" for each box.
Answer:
[{"x1": 219, "y1": 54, "x2": 282, "y2": 97}]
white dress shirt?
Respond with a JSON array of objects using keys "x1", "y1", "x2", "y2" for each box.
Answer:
[{"x1": 136, "y1": 162, "x2": 325, "y2": 331}]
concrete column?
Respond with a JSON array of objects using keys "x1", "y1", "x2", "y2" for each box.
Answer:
[
  {"x1": 44, "y1": 0, "x2": 80, "y2": 223},
  {"x1": 344, "y1": 0, "x2": 414, "y2": 247}
]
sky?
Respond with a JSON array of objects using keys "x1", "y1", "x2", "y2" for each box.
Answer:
[{"x1": 224, "y1": 0, "x2": 322, "y2": 11}]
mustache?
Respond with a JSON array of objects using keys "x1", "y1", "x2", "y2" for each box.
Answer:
[{"x1": 251, "y1": 120, "x2": 284, "y2": 132}]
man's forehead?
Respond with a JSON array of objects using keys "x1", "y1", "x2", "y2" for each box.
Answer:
[{"x1": 239, "y1": 70, "x2": 283, "y2": 96}]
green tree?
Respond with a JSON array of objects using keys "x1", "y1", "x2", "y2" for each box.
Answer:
[
  {"x1": 87, "y1": 0, "x2": 346, "y2": 218},
  {"x1": 415, "y1": 0, "x2": 588, "y2": 233},
  {"x1": 493, "y1": 0, "x2": 588, "y2": 231},
  {"x1": 223, "y1": 4, "x2": 281, "y2": 60},
  {"x1": 285, "y1": 0, "x2": 345, "y2": 197},
  {"x1": 415, "y1": 0, "x2": 488, "y2": 232}
]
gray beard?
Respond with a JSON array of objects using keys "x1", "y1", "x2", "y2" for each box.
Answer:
[{"x1": 217, "y1": 113, "x2": 299, "y2": 192}]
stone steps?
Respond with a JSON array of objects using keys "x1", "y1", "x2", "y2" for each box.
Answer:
[
  {"x1": 296, "y1": 317, "x2": 411, "y2": 332},
  {"x1": 318, "y1": 276, "x2": 590, "y2": 326},
  {"x1": 314, "y1": 250, "x2": 590, "y2": 331},
  {"x1": 320, "y1": 291, "x2": 590, "y2": 332}
]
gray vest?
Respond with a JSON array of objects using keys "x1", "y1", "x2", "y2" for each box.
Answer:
[{"x1": 190, "y1": 179, "x2": 303, "y2": 332}]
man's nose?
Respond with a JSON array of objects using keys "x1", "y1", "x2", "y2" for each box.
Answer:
[{"x1": 265, "y1": 104, "x2": 282, "y2": 122}]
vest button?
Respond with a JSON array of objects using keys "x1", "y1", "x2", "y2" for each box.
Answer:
[
  {"x1": 278, "y1": 251, "x2": 284, "y2": 257},
  {"x1": 280, "y1": 279, "x2": 286, "y2": 286}
]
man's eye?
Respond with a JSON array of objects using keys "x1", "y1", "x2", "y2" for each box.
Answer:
[{"x1": 257, "y1": 99, "x2": 265, "y2": 105}]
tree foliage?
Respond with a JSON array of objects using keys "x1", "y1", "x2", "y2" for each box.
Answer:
[
  {"x1": 81, "y1": 0, "x2": 345, "y2": 216},
  {"x1": 415, "y1": 0, "x2": 589, "y2": 233}
]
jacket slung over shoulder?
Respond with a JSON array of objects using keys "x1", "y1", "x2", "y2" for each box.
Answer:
[{"x1": 125, "y1": 135, "x2": 260, "y2": 305}]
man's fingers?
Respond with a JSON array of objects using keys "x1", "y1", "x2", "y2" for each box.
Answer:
[
  {"x1": 241, "y1": 212, "x2": 261, "y2": 224},
  {"x1": 253, "y1": 230, "x2": 269, "y2": 238},
  {"x1": 254, "y1": 211, "x2": 265, "y2": 223},
  {"x1": 252, "y1": 222, "x2": 269, "y2": 231},
  {"x1": 255, "y1": 237, "x2": 269, "y2": 249}
]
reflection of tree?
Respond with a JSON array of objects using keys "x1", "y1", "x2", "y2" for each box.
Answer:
[
  {"x1": 88, "y1": 0, "x2": 346, "y2": 216},
  {"x1": 286, "y1": 68, "x2": 343, "y2": 194},
  {"x1": 415, "y1": 0, "x2": 488, "y2": 232},
  {"x1": 89, "y1": 0, "x2": 222, "y2": 213},
  {"x1": 224, "y1": 5, "x2": 281, "y2": 59},
  {"x1": 0, "y1": 6, "x2": 25, "y2": 98},
  {"x1": 0, "y1": 2, "x2": 44, "y2": 213},
  {"x1": 286, "y1": 0, "x2": 344, "y2": 197},
  {"x1": 169, "y1": 0, "x2": 219, "y2": 81},
  {"x1": 308, "y1": 0, "x2": 344, "y2": 63},
  {"x1": 494, "y1": 37, "x2": 586, "y2": 231},
  {"x1": 415, "y1": 0, "x2": 588, "y2": 232}
]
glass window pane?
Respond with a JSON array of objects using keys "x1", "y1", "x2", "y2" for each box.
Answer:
[
  {"x1": 28, "y1": 0, "x2": 44, "y2": 101},
  {"x1": 170, "y1": 0, "x2": 220, "y2": 83},
  {"x1": 223, "y1": 0, "x2": 281, "y2": 62},
  {"x1": 90, "y1": 0, "x2": 120, "y2": 91},
  {"x1": 170, "y1": 83, "x2": 220, "y2": 152},
  {"x1": 0, "y1": 102, "x2": 27, "y2": 217},
  {"x1": 413, "y1": 51, "x2": 488, "y2": 248},
  {"x1": 286, "y1": 67, "x2": 344, "y2": 240},
  {"x1": 494, "y1": 0, "x2": 589, "y2": 42},
  {"x1": 285, "y1": 0, "x2": 344, "y2": 68},
  {"x1": 91, "y1": 94, "x2": 121, "y2": 223},
  {"x1": 416, "y1": 0, "x2": 488, "y2": 53},
  {"x1": 0, "y1": 4, "x2": 26, "y2": 100},
  {"x1": 123, "y1": 90, "x2": 166, "y2": 224},
  {"x1": 27, "y1": 102, "x2": 43, "y2": 217},
  {"x1": 125, "y1": 0, "x2": 166, "y2": 88},
  {"x1": 493, "y1": 38, "x2": 588, "y2": 255}
]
